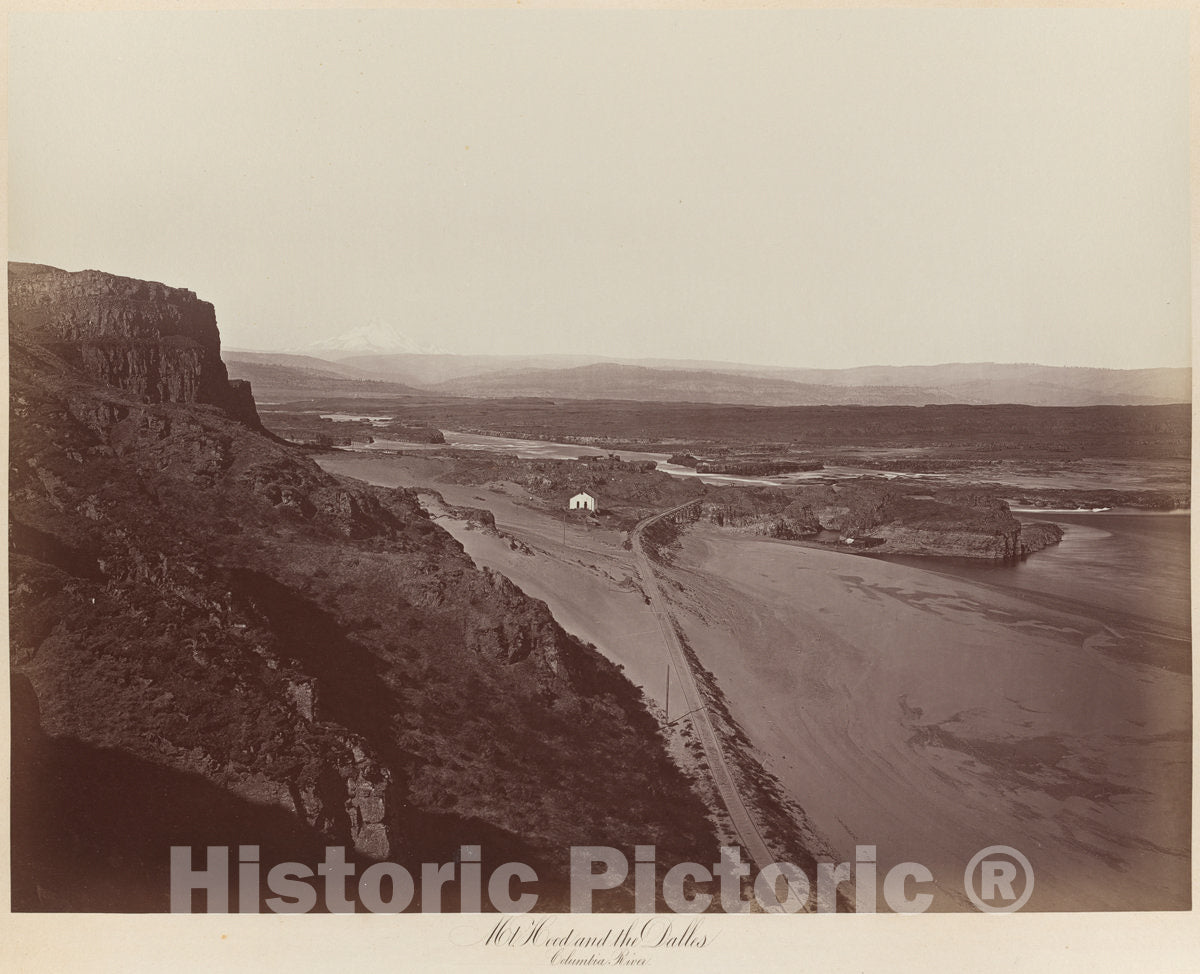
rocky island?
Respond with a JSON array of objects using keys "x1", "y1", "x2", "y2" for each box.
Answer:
[{"x1": 696, "y1": 483, "x2": 1064, "y2": 560}]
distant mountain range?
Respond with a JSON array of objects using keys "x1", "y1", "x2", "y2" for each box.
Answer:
[
  {"x1": 225, "y1": 349, "x2": 1191, "y2": 407},
  {"x1": 431, "y1": 362, "x2": 958, "y2": 406},
  {"x1": 427, "y1": 361, "x2": 1192, "y2": 407}
]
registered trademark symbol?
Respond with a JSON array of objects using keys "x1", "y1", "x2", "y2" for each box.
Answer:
[{"x1": 964, "y1": 845, "x2": 1034, "y2": 913}]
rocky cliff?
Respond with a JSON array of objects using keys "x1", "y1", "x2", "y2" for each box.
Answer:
[
  {"x1": 9, "y1": 267, "x2": 717, "y2": 911},
  {"x1": 9, "y1": 262, "x2": 261, "y2": 427}
]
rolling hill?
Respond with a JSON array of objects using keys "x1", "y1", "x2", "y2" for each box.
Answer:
[
  {"x1": 430, "y1": 362, "x2": 961, "y2": 406},
  {"x1": 423, "y1": 360, "x2": 1190, "y2": 407}
]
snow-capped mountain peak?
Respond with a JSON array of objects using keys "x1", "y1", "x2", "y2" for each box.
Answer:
[{"x1": 299, "y1": 322, "x2": 448, "y2": 357}]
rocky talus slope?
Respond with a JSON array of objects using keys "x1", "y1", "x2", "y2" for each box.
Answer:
[{"x1": 9, "y1": 264, "x2": 717, "y2": 911}]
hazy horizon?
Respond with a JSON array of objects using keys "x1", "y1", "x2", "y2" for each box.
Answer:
[
  {"x1": 9, "y1": 10, "x2": 1190, "y2": 371},
  {"x1": 221, "y1": 342, "x2": 1189, "y2": 377}
]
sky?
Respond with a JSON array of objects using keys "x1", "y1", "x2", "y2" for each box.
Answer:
[{"x1": 7, "y1": 9, "x2": 1191, "y2": 369}]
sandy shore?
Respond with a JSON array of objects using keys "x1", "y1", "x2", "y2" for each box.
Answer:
[{"x1": 664, "y1": 526, "x2": 1190, "y2": 911}]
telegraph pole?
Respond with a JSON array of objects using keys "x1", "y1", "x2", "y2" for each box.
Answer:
[{"x1": 665, "y1": 661, "x2": 670, "y2": 724}]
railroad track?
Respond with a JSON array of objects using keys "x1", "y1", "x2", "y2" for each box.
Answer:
[{"x1": 631, "y1": 499, "x2": 808, "y2": 913}]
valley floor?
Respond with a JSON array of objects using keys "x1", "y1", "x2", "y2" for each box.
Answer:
[{"x1": 318, "y1": 452, "x2": 1191, "y2": 912}]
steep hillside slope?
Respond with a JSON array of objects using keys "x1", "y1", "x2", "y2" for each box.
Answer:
[{"x1": 9, "y1": 265, "x2": 718, "y2": 911}]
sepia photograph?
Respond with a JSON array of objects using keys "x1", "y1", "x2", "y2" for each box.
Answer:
[{"x1": 4, "y1": 3, "x2": 1195, "y2": 970}]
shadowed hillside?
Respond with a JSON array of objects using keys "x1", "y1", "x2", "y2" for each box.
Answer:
[{"x1": 8, "y1": 264, "x2": 720, "y2": 911}]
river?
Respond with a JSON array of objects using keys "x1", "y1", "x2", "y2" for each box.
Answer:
[
  {"x1": 878, "y1": 511, "x2": 1191, "y2": 645},
  {"x1": 667, "y1": 509, "x2": 1191, "y2": 910}
]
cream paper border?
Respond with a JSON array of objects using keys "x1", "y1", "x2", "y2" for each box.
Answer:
[{"x1": 1, "y1": 1, "x2": 1196, "y2": 970}]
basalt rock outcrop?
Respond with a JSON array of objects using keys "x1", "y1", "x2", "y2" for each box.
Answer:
[
  {"x1": 700, "y1": 488, "x2": 822, "y2": 540},
  {"x1": 694, "y1": 458, "x2": 822, "y2": 476},
  {"x1": 699, "y1": 484, "x2": 1063, "y2": 560},
  {"x1": 9, "y1": 266, "x2": 718, "y2": 911},
  {"x1": 9, "y1": 262, "x2": 262, "y2": 427},
  {"x1": 1016, "y1": 520, "x2": 1067, "y2": 556},
  {"x1": 841, "y1": 489, "x2": 1064, "y2": 559}
]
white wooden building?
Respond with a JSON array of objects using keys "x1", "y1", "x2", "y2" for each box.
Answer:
[{"x1": 568, "y1": 491, "x2": 597, "y2": 512}]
